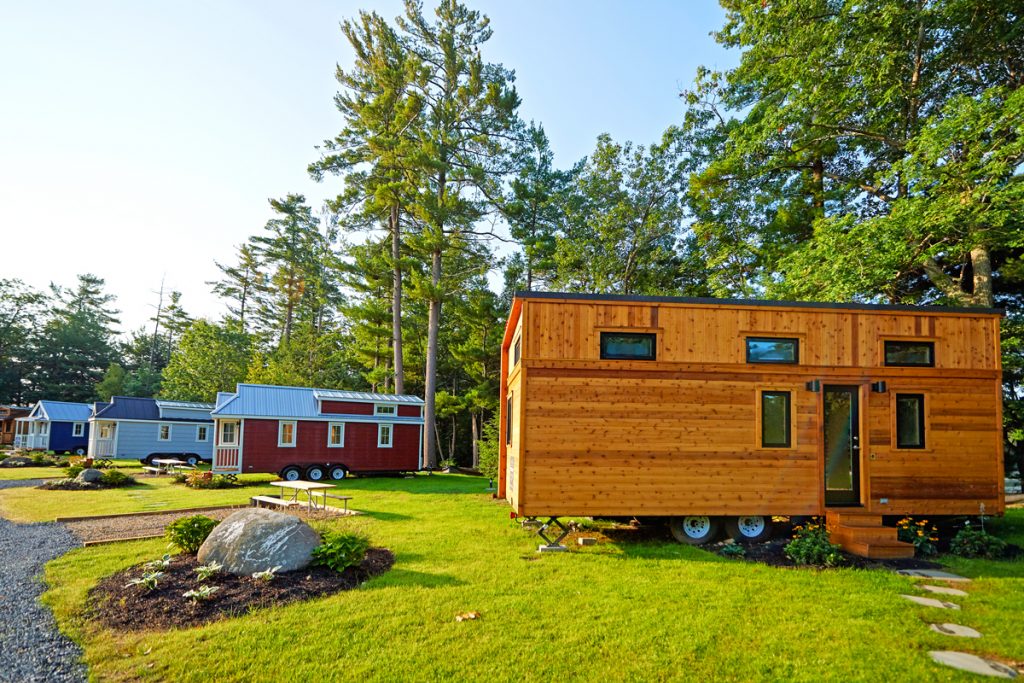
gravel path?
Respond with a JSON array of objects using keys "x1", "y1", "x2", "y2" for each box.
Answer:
[
  {"x1": 0, "y1": 517, "x2": 85, "y2": 682},
  {"x1": 0, "y1": 478, "x2": 47, "y2": 490}
]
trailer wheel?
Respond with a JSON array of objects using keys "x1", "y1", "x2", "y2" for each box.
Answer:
[
  {"x1": 184, "y1": 454, "x2": 199, "y2": 466},
  {"x1": 73, "y1": 447, "x2": 86, "y2": 456},
  {"x1": 327, "y1": 465, "x2": 348, "y2": 481},
  {"x1": 668, "y1": 516, "x2": 722, "y2": 545},
  {"x1": 280, "y1": 466, "x2": 302, "y2": 481},
  {"x1": 305, "y1": 465, "x2": 325, "y2": 481},
  {"x1": 725, "y1": 516, "x2": 775, "y2": 543}
]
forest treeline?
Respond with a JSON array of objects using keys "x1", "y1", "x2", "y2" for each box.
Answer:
[{"x1": 1, "y1": 0, "x2": 1021, "y2": 471}]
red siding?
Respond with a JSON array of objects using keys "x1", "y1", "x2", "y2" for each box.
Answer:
[
  {"x1": 398, "y1": 405, "x2": 421, "y2": 417},
  {"x1": 239, "y1": 419, "x2": 420, "y2": 474},
  {"x1": 321, "y1": 401, "x2": 373, "y2": 415}
]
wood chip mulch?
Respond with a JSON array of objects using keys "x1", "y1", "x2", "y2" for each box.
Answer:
[{"x1": 89, "y1": 548, "x2": 394, "y2": 630}]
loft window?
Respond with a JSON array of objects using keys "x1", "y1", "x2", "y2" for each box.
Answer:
[
  {"x1": 377, "y1": 423, "x2": 393, "y2": 448},
  {"x1": 505, "y1": 394, "x2": 513, "y2": 446},
  {"x1": 895, "y1": 394, "x2": 925, "y2": 449},
  {"x1": 278, "y1": 421, "x2": 296, "y2": 447},
  {"x1": 600, "y1": 332, "x2": 656, "y2": 361},
  {"x1": 884, "y1": 341, "x2": 934, "y2": 367},
  {"x1": 196, "y1": 425, "x2": 209, "y2": 442},
  {"x1": 761, "y1": 391, "x2": 791, "y2": 448},
  {"x1": 158, "y1": 424, "x2": 171, "y2": 441},
  {"x1": 328, "y1": 422, "x2": 345, "y2": 448},
  {"x1": 513, "y1": 336, "x2": 521, "y2": 367},
  {"x1": 746, "y1": 337, "x2": 799, "y2": 364},
  {"x1": 374, "y1": 404, "x2": 397, "y2": 417},
  {"x1": 220, "y1": 421, "x2": 238, "y2": 446}
]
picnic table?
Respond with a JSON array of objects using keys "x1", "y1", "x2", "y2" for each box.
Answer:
[
  {"x1": 252, "y1": 480, "x2": 352, "y2": 514},
  {"x1": 146, "y1": 458, "x2": 195, "y2": 475}
]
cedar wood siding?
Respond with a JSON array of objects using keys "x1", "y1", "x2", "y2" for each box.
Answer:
[
  {"x1": 239, "y1": 419, "x2": 420, "y2": 473},
  {"x1": 500, "y1": 296, "x2": 1004, "y2": 519}
]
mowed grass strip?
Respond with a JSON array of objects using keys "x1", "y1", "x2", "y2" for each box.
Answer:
[
  {"x1": 38, "y1": 475, "x2": 1024, "y2": 682},
  {"x1": 0, "y1": 473, "x2": 276, "y2": 521},
  {"x1": 0, "y1": 459, "x2": 146, "y2": 482}
]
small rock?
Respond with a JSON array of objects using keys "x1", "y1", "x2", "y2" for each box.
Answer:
[
  {"x1": 930, "y1": 623, "x2": 982, "y2": 638},
  {"x1": 197, "y1": 508, "x2": 320, "y2": 576},
  {"x1": 75, "y1": 468, "x2": 103, "y2": 483},
  {"x1": 897, "y1": 569, "x2": 971, "y2": 582},
  {"x1": 901, "y1": 594, "x2": 960, "y2": 609},
  {"x1": 930, "y1": 651, "x2": 1017, "y2": 678},
  {"x1": 455, "y1": 611, "x2": 480, "y2": 622},
  {"x1": 577, "y1": 537, "x2": 597, "y2": 546}
]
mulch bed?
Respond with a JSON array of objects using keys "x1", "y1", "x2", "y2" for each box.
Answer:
[{"x1": 89, "y1": 548, "x2": 394, "y2": 630}]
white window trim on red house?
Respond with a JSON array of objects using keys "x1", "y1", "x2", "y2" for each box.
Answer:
[{"x1": 278, "y1": 420, "x2": 297, "y2": 448}]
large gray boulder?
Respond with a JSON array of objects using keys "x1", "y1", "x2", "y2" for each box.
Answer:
[
  {"x1": 0, "y1": 456, "x2": 33, "y2": 467},
  {"x1": 197, "y1": 508, "x2": 320, "y2": 575},
  {"x1": 75, "y1": 468, "x2": 103, "y2": 483}
]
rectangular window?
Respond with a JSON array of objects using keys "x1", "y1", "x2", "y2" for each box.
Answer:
[
  {"x1": 600, "y1": 332, "x2": 657, "y2": 361},
  {"x1": 895, "y1": 394, "x2": 925, "y2": 449},
  {"x1": 158, "y1": 424, "x2": 171, "y2": 441},
  {"x1": 328, "y1": 422, "x2": 345, "y2": 448},
  {"x1": 761, "y1": 391, "x2": 791, "y2": 448},
  {"x1": 505, "y1": 394, "x2": 513, "y2": 446},
  {"x1": 278, "y1": 421, "x2": 296, "y2": 447},
  {"x1": 884, "y1": 340, "x2": 934, "y2": 367},
  {"x1": 377, "y1": 423, "x2": 393, "y2": 448},
  {"x1": 196, "y1": 425, "x2": 209, "y2": 442},
  {"x1": 513, "y1": 335, "x2": 522, "y2": 366},
  {"x1": 220, "y1": 421, "x2": 237, "y2": 446},
  {"x1": 98, "y1": 423, "x2": 113, "y2": 440},
  {"x1": 374, "y1": 404, "x2": 397, "y2": 417},
  {"x1": 746, "y1": 337, "x2": 799, "y2": 364},
  {"x1": 72, "y1": 422, "x2": 84, "y2": 437}
]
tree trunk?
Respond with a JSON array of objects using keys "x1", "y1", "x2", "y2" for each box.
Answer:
[
  {"x1": 471, "y1": 410, "x2": 480, "y2": 469},
  {"x1": 422, "y1": 247, "x2": 442, "y2": 470},
  {"x1": 970, "y1": 244, "x2": 993, "y2": 308},
  {"x1": 391, "y1": 204, "x2": 405, "y2": 395}
]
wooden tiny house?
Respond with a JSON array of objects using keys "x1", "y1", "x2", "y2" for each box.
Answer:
[{"x1": 498, "y1": 292, "x2": 1004, "y2": 558}]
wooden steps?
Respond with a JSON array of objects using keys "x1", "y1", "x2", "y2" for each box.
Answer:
[{"x1": 826, "y1": 510, "x2": 915, "y2": 559}]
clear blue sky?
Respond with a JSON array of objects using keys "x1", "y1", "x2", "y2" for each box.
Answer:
[{"x1": 0, "y1": 1, "x2": 736, "y2": 332}]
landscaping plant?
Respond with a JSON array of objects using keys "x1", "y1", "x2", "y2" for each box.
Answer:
[
  {"x1": 718, "y1": 543, "x2": 746, "y2": 559},
  {"x1": 896, "y1": 517, "x2": 939, "y2": 556},
  {"x1": 182, "y1": 470, "x2": 235, "y2": 490},
  {"x1": 166, "y1": 515, "x2": 220, "y2": 554},
  {"x1": 950, "y1": 520, "x2": 1007, "y2": 559},
  {"x1": 125, "y1": 571, "x2": 164, "y2": 592},
  {"x1": 311, "y1": 531, "x2": 370, "y2": 572},
  {"x1": 194, "y1": 562, "x2": 223, "y2": 581},
  {"x1": 98, "y1": 470, "x2": 135, "y2": 488},
  {"x1": 784, "y1": 519, "x2": 844, "y2": 567},
  {"x1": 183, "y1": 585, "x2": 220, "y2": 603},
  {"x1": 252, "y1": 566, "x2": 281, "y2": 582}
]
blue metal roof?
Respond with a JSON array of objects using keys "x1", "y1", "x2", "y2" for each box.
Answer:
[
  {"x1": 213, "y1": 384, "x2": 424, "y2": 419},
  {"x1": 93, "y1": 396, "x2": 213, "y2": 422},
  {"x1": 37, "y1": 401, "x2": 92, "y2": 422}
]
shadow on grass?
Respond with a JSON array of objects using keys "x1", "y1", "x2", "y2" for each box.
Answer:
[
  {"x1": 359, "y1": 509, "x2": 414, "y2": 522},
  {"x1": 371, "y1": 568, "x2": 466, "y2": 589},
  {"x1": 332, "y1": 473, "x2": 488, "y2": 496}
]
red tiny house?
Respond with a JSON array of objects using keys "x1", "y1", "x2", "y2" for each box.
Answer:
[{"x1": 212, "y1": 384, "x2": 424, "y2": 481}]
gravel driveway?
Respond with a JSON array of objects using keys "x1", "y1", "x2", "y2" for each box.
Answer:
[{"x1": 0, "y1": 480, "x2": 86, "y2": 682}]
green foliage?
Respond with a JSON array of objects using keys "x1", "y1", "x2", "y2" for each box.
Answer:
[
  {"x1": 183, "y1": 585, "x2": 219, "y2": 603},
  {"x1": 160, "y1": 320, "x2": 253, "y2": 402},
  {"x1": 95, "y1": 363, "x2": 126, "y2": 402},
  {"x1": 896, "y1": 517, "x2": 939, "y2": 557},
  {"x1": 165, "y1": 515, "x2": 220, "y2": 554},
  {"x1": 718, "y1": 543, "x2": 746, "y2": 559},
  {"x1": 251, "y1": 566, "x2": 281, "y2": 582},
  {"x1": 98, "y1": 470, "x2": 135, "y2": 488},
  {"x1": 477, "y1": 412, "x2": 500, "y2": 481},
  {"x1": 179, "y1": 471, "x2": 236, "y2": 490},
  {"x1": 311, "y1": 531, "x2": 371, "y2": 573},
  {"x1": 950, "y1": 521, "x2": 1007, "y2": 559},
  {"x1": 784, "y1": 520, "x2": 844, "y2": 567},
  {"x1": 125, "y1": 571, "x2": 164, "y2": 593},
  {"x1": 0, "y1": 278, "x2": 45, "y2": 404},
  {"x1": 194, "y1": 561, "x2": 222, "y2": 582}
]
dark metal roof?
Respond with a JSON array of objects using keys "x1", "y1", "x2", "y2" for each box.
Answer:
[
  {"x1": 93, "y1": 397, "x2": 212, "y2": 423},
  {"x1": 512, "y1": 291, "x2": 1005, "y2": 316}
]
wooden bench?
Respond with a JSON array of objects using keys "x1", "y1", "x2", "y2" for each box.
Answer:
[
  {"x1": 323, "y1": 494, "x2": 353, "y2": 513},
  {"x1": 142, "y1": 466, "x2": 162, "y2": 475},
  {"x1": 250, "y1": 495, "x2": 297, "y2": 509}
]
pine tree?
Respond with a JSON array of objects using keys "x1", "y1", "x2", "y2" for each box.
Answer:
[{"x1": 209, "y1": 243, "x2": 267, "y2": 333}]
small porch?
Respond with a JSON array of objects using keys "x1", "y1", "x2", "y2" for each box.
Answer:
[{"x1": 14, "y1": 419, "x2": 49, "y2": 450}]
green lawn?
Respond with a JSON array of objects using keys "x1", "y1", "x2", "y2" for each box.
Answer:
[
  {"x1": 0, "y1": 466, "x2": 67, "y2": 480},
  {"x1": 35, "y1": 475, "x2": 1024, "y2": 682},
  {"x1": 0, "y1": 473, "x2": 275, "y2": 521}
]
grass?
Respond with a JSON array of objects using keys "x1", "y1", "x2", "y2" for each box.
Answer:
[
  {"x1": 34, "y1": 474, "x2": 1024, "y2": 682},
  {"x1": 0, "y1": 473, "x2": 274, "y2": 521},
  {"x1": 0, "y1": 458, "x2": 144, "y2": 482}
]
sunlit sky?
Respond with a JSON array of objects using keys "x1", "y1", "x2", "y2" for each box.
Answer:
[{"x1": 0, "y1": 1, "x2": 736, "y2": 333}]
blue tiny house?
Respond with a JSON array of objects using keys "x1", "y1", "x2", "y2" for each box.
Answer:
[
  {"x1": 13, "y1": 401, "x2": 92, "y2": 454},
  {"x1": 88, "y1": 397, "x2": 215, "y2": 465}
]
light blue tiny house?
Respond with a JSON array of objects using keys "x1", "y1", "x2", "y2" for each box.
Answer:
[
  {"x1": 88, "y1": 397, "x2": 215, "y2": 465},
  {"x1": 13, "y1": 401, "x2": 92, "y2": 454}
]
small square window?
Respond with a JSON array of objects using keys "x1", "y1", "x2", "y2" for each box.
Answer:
[
  {"x1": 747, "y1": 337, "x2": 799, "y2": 364},
  {"x1": 884, "y1": 341, "x2": 934, "y2": 367},
  {"x1": 374, "y1": 404, "x2": 397, "y2": 416},
  {"x1": 600, "y1": 332, "x2": 657, "y2": 361},
  {"x1": 278, "y1": 421, "x2": 296, "y2": 447},
  {"x1": 158, "y1": 424, "x2": 171, "y2": 441},
  {"x1": 377, "y1": 423, "x2": 393, "y2": 448},
  {"x1": 895, "y1": 394, "x2": 925, "y2": 449},
  {"x1": 196, "y1": 425, "x2": 209, "y2": 442},
  {"x1": 761, "y1": 391, "x2": 791, "y2": 448},
  {"x1": 328, "y1": 422, "x2": 345, "y2": 448}
]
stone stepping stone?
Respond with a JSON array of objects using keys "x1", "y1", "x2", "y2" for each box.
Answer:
[
  {"x1": 897, "y1": 569, "x2": 971, "y2": 582},
  {"x1": 930, "y1": 651, "x2": 1017, "y2": 678},
  {"x1": 922, "y1": 584, "x2": 969, "y2": 597},
  {"x1": 930, "y1": 623, "x2": 982, "y2": 638},
  {"x1": 901, "y1": 594, "x2": 960, "y2": 609}
]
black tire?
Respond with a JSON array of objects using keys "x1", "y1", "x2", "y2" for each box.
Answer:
[
  {"x1": 725, "y1": 515, "x2": 775, "y2": 543},
  {"x1": 305, "y1": 465, "x2": 325, "y2": 481},
  {"x1": 184, "y1": 454, "x2": 200, "y2": 467},
  {"x1": 280, "y1": 466, "x2": 302, "y2": 481},
  {"x1": 668, "y1": 516, "x2": 723, "y2": 545},
  {"x1": 73, "y1": 448, "x2": 86, "y2": 456},
  {"x1": 327, "y1": 465, "x2": 348, "y2": 481},
  {"x1": 144, "y1": 454, "x2": 159, "y2": 465}
]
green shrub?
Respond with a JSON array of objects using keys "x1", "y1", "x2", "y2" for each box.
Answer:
[
  {"x1": 950, "y1": 521, "x2": 1007, "y2": 559},
  {"x1": 182, "y1": 470, "x2": 235, "y2": 489},
  {"x1": 64, "y1": 465, "x2": 84, "y2": 479},
  {"x1": 311, "y1": 531, "x2": 370, "y2": 572},
  {"x1": 99, "y1": 470, "x2": 135, "y2": 488},
  {"x1": 477, "y1": 413, "x2": 500, "y2": 481},
  {"x1": 896, "y1": 517, "x2": 939, "y2": 556},
  {"x1": 719, "y1": 543, "x2": 746, "y2": 558},
  {"x1": 784, "y1": 519, "x2": 844, "y2": 567},
  {"x1": 166, "y1": 515, "x2": 220, "y2": 554}
]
